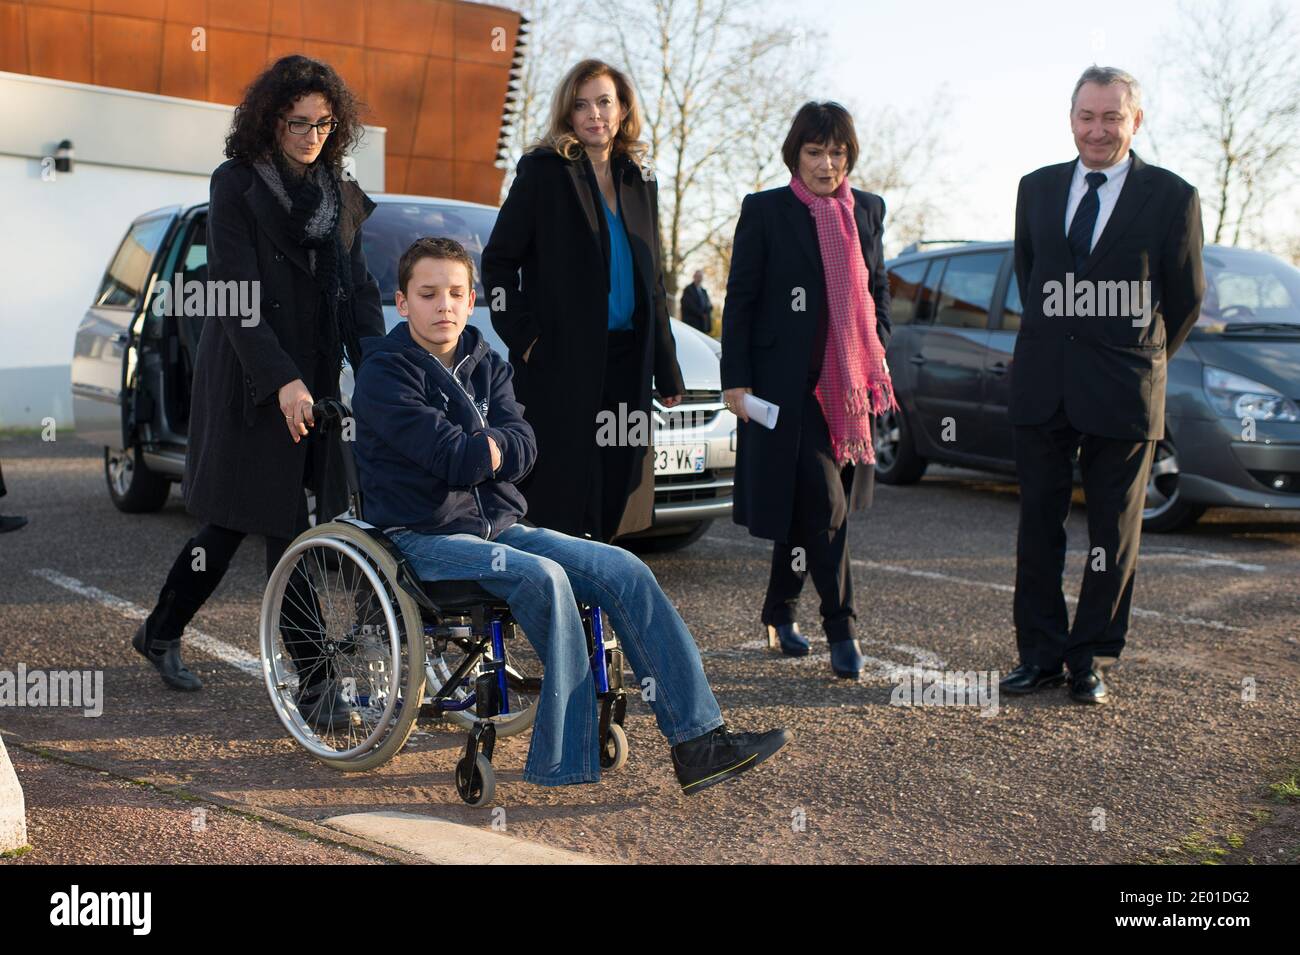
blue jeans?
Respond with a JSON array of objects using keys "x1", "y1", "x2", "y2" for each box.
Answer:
[{"x1": 389, "y1": 522, "x2": 724, "y2": 785}]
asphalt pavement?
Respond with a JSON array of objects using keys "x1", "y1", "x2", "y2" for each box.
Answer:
[{"x1": 1, "y1": 431, "x2": 1297, "y2": 864}]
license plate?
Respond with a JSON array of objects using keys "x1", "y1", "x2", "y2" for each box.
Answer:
[{"x1": 654, "y1": 443, "x2": 707, "y2": 475}]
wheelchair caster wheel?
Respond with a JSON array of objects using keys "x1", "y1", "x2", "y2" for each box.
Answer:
[
  {"x1": 455, "y1": 753, "x2": 495, "y2": 806},
  {"x1": 600, "y1": 723, "x2": 628, "y2": 771}
]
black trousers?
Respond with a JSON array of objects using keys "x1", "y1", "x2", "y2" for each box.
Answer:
[
  {"x1": 582, "y1": 329, "x2": 642, "y2": 542},
  {"x1": 1013, "y1": 403, "x2": 1155, "y2": 674},
  {"x1": 760, "y1": 393, "x2": 855, "y2": 644},
  {"x1": 147, "y1": 478, "x2": 327, "y2": 685}
]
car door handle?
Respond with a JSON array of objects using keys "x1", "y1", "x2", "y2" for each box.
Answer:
[
  {"x1": 988, "y1": 361, "x2": 1008, "y2": 376},
  {"x1": 909, "y1": 354, "x2": 927, "y2": 366}
]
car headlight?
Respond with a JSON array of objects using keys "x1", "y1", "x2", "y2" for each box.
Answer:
[{"x1": 1202, "y1": 366, "x2": 1299, "y2": 421}]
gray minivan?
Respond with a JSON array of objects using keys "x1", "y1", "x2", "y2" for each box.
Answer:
[
  {"x1": 874, "y1": 241, "x2": 1300, "y2": 531},
  {"x1": 71, "y1": 195, "x2": 736, "y2": 550}
]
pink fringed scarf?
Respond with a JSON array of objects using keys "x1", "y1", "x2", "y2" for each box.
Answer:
[{"x1": 788, "y1": 174, "x2": 898, "y2": 466}]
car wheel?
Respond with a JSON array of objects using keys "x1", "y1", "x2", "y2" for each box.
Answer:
[
  {"x1": 1142, "y1": 438, "x2": 1206, "y2": 533},
  {"x1": 620, "y1": 520, "x2": 712, "y2": 553},
  {"x1": 873, "y1": 406, "x2": 927, "y2": 484},
  {"x1": 105, "y1": 445, "x2": 172, "y2": 513}
]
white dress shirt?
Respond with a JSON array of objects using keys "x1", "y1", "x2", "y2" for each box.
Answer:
[{"x1": 1064, "y1": 152, "x2": 1132, "y2": 253}]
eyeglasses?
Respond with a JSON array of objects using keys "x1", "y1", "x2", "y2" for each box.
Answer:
[{"x1": 283, "y1": 117, "x2": 339, "y2": 136}]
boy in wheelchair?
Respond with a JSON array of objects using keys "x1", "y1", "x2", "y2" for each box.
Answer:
[{"x1": 350, "y1": 237, "x2": 791, "y2": 793}]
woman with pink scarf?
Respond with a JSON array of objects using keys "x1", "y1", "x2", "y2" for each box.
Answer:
[{"x1": 721, "y1": 101, "x2": 895, "y2": 679}]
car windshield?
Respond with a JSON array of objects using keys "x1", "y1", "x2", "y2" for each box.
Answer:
[
  {"x1": 360, "y1": 200, "x2": 498, "y2": 302},
  {"x1": 1197, "y1": 246, "x2": 1300, "y2": 333}
]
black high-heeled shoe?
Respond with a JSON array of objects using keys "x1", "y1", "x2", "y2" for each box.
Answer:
[
  {"x1": 828, "y1": 638, "x2": 864, "y2": 679},
  {"x1": 766, "y1": 622, "x2": 810, "y2": 657}
]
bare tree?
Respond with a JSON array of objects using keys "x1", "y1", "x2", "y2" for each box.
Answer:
[
  {"x1": 498, "y1": 0, "x2": 581, "y2": 193},
  {"x1": 607, "y1": 0, "x2": 819, "y2": 307},
  {"x1": 1166, "y1": 0, "x2": 1300, "y2": 246}
]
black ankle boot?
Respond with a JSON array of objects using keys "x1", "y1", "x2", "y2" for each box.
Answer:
[{"x1": 132, "y1": 587, "x2": 203, "y2": 691}]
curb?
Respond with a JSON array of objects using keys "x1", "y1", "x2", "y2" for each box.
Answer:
[
  {"x1": 326, "y1": 811, "x2": 608, "y2": 865},
  {"x1": 0, "y1": 733, "x2": 28, "y2": 853}
]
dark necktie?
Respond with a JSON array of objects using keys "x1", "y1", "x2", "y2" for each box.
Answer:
[{"x1": 1067, "y1": 171, "x2": 1107, "y2": 271}]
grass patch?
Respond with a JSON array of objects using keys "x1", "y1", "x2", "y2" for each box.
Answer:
[{"x1": 1269, "y1": 773, "x2": 1300, "y2": 803}]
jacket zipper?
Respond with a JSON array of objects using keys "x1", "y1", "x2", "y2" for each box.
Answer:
[{"x1": 432, "y1": 352, "x2": 494, "y2": 539}]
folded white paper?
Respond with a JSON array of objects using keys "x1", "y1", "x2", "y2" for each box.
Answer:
[{"x1": 742, "y1": 393, "x2": 779, "y2": 429}]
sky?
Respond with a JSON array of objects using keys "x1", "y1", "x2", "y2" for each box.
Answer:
[{"x1": 811, "y1": 0, "x2": 1298, "y2": 248}]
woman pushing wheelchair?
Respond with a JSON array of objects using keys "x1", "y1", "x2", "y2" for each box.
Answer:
[{"x1": 350, "y1": 237, "x2": 791, "y2": 794}]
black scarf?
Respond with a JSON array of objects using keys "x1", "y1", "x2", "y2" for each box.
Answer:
[{"x1": 261, "y1": 151, "x2": 363, "y2": 374}]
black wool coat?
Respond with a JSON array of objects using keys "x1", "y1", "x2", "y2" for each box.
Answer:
[
  {"x1": 720, "y1": 185, "x2": 891, "y2": 541},
  {"x1": 481, "y1": 146, "x2": 686, "y2": 539},
  {"x1": 181, "y1": 158, "x2": 385, "y2": 540}
]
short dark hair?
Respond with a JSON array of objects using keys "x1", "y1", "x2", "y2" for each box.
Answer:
[
  {"x1": 397, "y1": 237, "x2": 477, "y2": 296},
  {"x1": 780, "y1": 101, "x2": 859, "y2": 176}
]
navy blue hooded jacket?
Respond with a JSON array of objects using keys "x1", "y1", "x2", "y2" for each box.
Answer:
[{"x1": 352, "y1": 322, "x2": 536, "y2": 540}]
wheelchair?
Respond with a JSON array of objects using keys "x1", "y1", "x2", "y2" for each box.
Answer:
[{"x1": 258, "y1": 398, "x2": 630, "y2": 805}]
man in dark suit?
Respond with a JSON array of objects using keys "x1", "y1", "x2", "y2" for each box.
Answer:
[
  {"x1": 1003, "y1": 66, "x2": 1205, "y2": 704},
  {"x1": 680, "y1": 270, "x2": 713, "y2": 332}
]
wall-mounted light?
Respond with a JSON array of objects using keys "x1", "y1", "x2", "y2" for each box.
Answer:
[{"x1": 55, "y1": 139, "x2": 74, "y2": 173}]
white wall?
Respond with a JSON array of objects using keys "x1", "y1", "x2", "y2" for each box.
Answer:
[{"x1": 0, "y1": 71, "x2": 386, "y2": 429}]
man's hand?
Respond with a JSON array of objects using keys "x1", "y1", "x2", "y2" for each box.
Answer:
[
  {"x1": 278, "y1": 378, "x2": 315, "y2": 443},
  {"x1": 487, "y1": 435, "x2": 502, "y2": 472},
  {"x1": 723, "y1": 386, "x2": 752, "y2": 423}
]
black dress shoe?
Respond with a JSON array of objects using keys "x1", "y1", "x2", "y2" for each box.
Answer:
[
  {"x1": 672, "y1": 725, "x2": 792, "y2": 795},
  {"x1": 999, "y1": 663, "x2": 1065, "y2": 695},
  {"x1": 0, "y1": 514, "x2": 28, "y2": 533},
  {"x1": 132, "y1": 623, "x2": 203, "y2": 691},
  {"x1": 766, "y1": 622, "x2": 810, "y2": 657},
  {"x1": 1069, "y1": 668, "x2": 1109, "y2": 704},
  {"x1": 828, "y1": 638, "x2": 864, "y2": 678},
  {"x1": 297, "y1": 683, "x2": 357, "y2": 732}
]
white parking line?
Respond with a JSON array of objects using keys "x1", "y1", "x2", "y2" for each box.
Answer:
[
  {"x1": 30, "y1": 568, "x2": 262, "y2": 677},
  {"x1": 716, "y1": 539, "x2": 1250, "y2": 633},
  {"x1": 1134, "y1": 546, "x2": 1268, "y2": 573}
]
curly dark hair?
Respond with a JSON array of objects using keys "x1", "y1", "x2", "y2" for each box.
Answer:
[{"x1": 224, "y1": 55, "x2": 366, "y2": 170}]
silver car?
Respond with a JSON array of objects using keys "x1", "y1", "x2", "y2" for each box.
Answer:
[{"x1": 71, "y1": 195, "x2": 735, "y2": 550}]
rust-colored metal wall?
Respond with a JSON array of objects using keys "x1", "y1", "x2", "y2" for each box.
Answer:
[{"x1": 0, "y1": 0, "x2": 524, "y2": 204}]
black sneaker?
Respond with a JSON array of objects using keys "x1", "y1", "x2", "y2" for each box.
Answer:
[{"x1": 671, "y1": 725, "x2": 792, "y2": 795}]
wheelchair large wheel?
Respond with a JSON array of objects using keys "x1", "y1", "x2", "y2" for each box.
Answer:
[{"x1": 261, "y1": 522, "x2": 427, "y2": 772}]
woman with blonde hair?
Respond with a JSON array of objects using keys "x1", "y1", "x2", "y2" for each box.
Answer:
[{"x1": 482, "y1": 58, "x2": 684, "y2": 543}]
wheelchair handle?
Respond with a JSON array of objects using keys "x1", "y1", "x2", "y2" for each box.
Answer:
[{"x1": 311, "y1": 397, "x2": 350, "y2": 429}]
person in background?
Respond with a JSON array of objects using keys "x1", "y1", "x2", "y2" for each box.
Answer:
[
  {"x1": 0, "y1": 458, "x2": 27, "y2": 532},
  {"x1": 680, "y1": 270, "x2": 714, "y2": 333}
]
